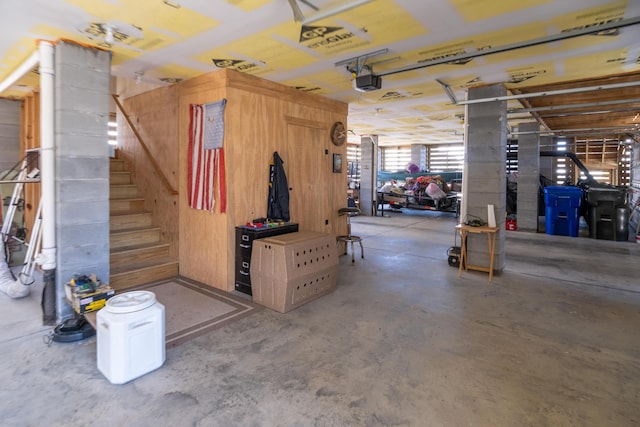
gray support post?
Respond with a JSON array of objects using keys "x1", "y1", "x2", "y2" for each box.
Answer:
[
  {"x1": 461, "y1": 84, "x2": 507, "y2": 272},
  {"x1": 517, "y1": 122, "x2": 540, "y2": 232},
  {"x1": 54, "y1": 42, "x2": 111, "y2": 323},
  {"x1": 359, "y1": 135, "x2": 378, "y2": 216},
  {"x1": 540, "y1": 135, "x2": 554, "y2": 182}
]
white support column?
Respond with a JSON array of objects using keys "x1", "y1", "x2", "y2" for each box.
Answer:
[
  {"x1": 359, "y1": 135, "x2": 378, "y2": 216},
  {"x1": 39, "y1": 41, "x2": 56, "y2": 271}
]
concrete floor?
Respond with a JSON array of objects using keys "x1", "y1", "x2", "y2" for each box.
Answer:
[{"x1": 1, "y1": 210, "x2": 639, "y2": 427}]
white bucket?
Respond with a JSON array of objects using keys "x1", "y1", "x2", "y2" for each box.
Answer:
[{"x1": 97, "y1": 291, "x2": 165, "y2": 384}]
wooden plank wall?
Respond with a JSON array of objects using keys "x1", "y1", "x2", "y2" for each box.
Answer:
[
  {"x1": 120, "y1": 69, "x2": 348, "y2": 291},
  {"x1": 117, "y1": 85, "x2": 180, "y2": 259},
  {"x1": 20, "y1": 92, "x2": 40, "y2": 240},
  {"x1": 175, "y1": 69, "x2": 349, "y2": 291},
  {"x1": 175, "y1": 72, "x2": 229, "y2": 289}
]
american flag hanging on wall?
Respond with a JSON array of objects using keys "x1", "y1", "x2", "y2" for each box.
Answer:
[{"x1": 188, "y1": 100, "x2": 227, "y2": 212}]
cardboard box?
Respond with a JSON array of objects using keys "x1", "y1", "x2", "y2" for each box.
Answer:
[
  {"x1": 68, "y1": 284, "x2": 115, "y2": 314},
  {"x1": 250, "y1": 231, "x2": 338, "y2": 313}
]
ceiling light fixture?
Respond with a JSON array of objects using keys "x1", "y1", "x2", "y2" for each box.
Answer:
[
  {"x1": 104, "y1": 25, "x2": 115, "y2": 44},
  {"x1": 77, "y1": 21, "x2": 144, "y2": 46}
]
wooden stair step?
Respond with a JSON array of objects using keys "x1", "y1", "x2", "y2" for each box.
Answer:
[
  {"x1": 110, "y1": 211, "x2": 153, "y2": 230},
  {"x1": 109, "y1": 258, "x2": 179, "y2": 291},
  {"x1": 110, "y1": 159, "x2": 126, "y2": 172},
  {"x1": 110, "y1": 197, "x2": 145, "y2": 213},
  {"x1": 110, "y1": 242, "x2": 170, "y2": 268},
  {"x1": 110, "y1": 184, "x2": 138, "y2": 199},
  {"x1": 110, "y1": 171, "x2": 132, "y2": 185},
  {"x1": 110, "y1": 226, "x2": 161, "y2": 249},
  {"x1": 109, "y1": 155, "x2": 178, "y2": 291}
]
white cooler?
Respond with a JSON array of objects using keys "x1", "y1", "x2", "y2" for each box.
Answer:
[{"x1": 97, "y1": 290, "x2": 165, "y2": 384}]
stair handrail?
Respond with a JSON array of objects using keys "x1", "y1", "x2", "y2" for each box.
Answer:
[{"x1": 112, "y1": 94, "x2": 178, "y2": 195}]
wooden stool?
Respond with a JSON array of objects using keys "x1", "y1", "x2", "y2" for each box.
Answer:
[{"x1": 336, "y1": 207, "x2": 364, "y2": 263}]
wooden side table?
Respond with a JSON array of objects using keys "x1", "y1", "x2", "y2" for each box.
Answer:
[{"x1": 455, "y1": 224, "x2": 499, "y2": 282}]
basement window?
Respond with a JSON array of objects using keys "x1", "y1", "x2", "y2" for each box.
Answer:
[
  {"x1": 428, "y1": 143, "x2": 464, "y2": 172},
  {"x1": 555, "y1": 140, "x2": 567, "y2": 183},
  {"x1": 346, "y1": 143, "x2": 361, "y2": 185},
  {"x1": 108, "y1": 112, "x2": 118, "y2": 146},
  {"x1": 381, "y1": 146, "x2": 412, "y2": 171}
]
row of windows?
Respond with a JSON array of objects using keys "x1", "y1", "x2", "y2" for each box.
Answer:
[
  {"x1": 378, "y1": 144, "x2": 464, "y2": 172},
  {"x1": 346, "y1": 140, "x2": 632, "y2": 186}
]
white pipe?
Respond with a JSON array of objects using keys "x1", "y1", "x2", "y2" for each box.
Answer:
[
  {"x1": 0, "y1": 50, "x2": 39, "y2": 94},
  {"x1": 38, "y1": 41, "x2": 56, "y2": 270},
  {"x1": 458, "y1": 81, "x2": 640, "y2": 106}
]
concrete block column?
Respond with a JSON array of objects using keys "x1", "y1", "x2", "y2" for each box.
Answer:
[
  {"x1": 462, "y1": 84, "x2": 507, "y2": 272},
  {"x1": 359, "y1": 135, "x2": 378, "y2": 216},
  {"x1": 540, "y1": 135, "x2": 554, "y2": 187},
  {"x1": 54, "y1": 41, "x2": 111, "y2": 322},
  {"x1": 517, "y1": 122, "x2": 540, "y2": 232}
]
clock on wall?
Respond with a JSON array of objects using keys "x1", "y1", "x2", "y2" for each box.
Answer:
[{"x1": 330, "y1": 121, "x2": 346, "y2": 146}]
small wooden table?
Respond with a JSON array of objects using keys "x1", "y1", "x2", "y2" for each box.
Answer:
[{"x1": 455, "y1": 224, "x2": 499, "y2": 282}]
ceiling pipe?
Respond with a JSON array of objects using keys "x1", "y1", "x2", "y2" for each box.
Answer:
[
  {"x1": 508, "y1": 97, "x2": 640, "y2": 114},
  {"x1": 376, "y1": 16, "x2": 640, "y2": 78},
  {"x1": 512, "y1": 125, "x2": 639, "y2": 135},
  {"x1": 302, "y1": 0, "x2": 375, "y2": 25},
  {"x1": 457, "y1": 80, "x2": 640, "y2": 105},
  {"x1": 538, "y1": 107, "x2": 640, "y2": 119},
  {"x1": 0, "y1": 49, "x2": 39, "y2": 94}
]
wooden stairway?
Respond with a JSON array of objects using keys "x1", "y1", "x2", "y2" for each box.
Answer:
[{"x1": 109, "y1": 158, "x2": 178, "y2": 291}]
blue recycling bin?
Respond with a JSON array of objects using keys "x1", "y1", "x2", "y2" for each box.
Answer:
[{"x1": 544, "y1": 186, "x2": 582, "y2": 237}]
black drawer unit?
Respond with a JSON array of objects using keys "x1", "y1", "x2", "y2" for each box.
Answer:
[{"x1": 235, "y1": 223, "x2": 298, "y2": 295}]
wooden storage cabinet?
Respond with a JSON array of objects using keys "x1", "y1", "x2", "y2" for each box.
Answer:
[{"x1": 234, "y1": 223, "x2": 298, "y2": 295}]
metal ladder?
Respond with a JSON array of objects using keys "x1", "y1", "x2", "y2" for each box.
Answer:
[{"x1": 1, "y1": 149, "x2": 41, "y2": 284}]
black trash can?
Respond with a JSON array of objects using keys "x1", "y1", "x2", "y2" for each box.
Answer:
[{"x1": 586, "y1": 186, "x2": 629, "y2": 241}]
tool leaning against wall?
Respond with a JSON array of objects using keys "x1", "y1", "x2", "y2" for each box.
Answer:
[{"x1": 0, "y1": 150, "x2": 42, "y2": 298}]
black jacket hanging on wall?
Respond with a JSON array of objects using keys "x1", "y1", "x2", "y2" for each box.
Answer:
[{"x1": 267, "y1": 151, "x2": 290, "y2": 222}]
